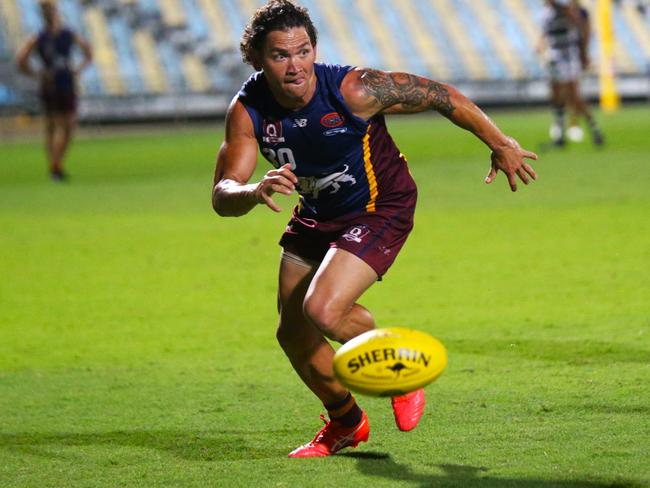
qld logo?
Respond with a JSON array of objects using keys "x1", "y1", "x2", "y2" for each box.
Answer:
[
  {"x1": 342, "y1": 225, "x2": 370, "y2": 244},
  {"x1": 320, "y1": 112, "x2": 345, "y2": 128},
  {"x1": 262, "y1": 120, "x2": 285, "y2": 144}
]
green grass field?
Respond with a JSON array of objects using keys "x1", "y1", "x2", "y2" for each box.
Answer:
[{"x1": 1, "y1": 106, "x2": 649, "y2": 487}]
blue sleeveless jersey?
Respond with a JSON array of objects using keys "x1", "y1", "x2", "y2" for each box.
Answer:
[
  {"x1": 238, "y1": 63, "x2": 416, "y2": 221},
  {"x1": 37, "y1": 28, "x2": 75, "y2": 93}
]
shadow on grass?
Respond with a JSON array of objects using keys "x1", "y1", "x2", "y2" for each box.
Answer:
[
  {"x1": 0, "y1": 429, "x2": 290, "y2": 461},
  {"x1": 450, "y1": 339, "x2": 650, "y2": 364},
  {"x1": 342, "y1": 453, "x2": 639, "y2": 488}
]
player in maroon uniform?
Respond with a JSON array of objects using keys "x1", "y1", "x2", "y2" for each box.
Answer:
[
  {"x1": 212, "y1": 0, "x2": 537, "y2": 457},
  {"x1": 16, "y1": 0, "x2": 92, "y2": 181}
]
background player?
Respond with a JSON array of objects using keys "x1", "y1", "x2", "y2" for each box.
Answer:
[
  {"x1": 539, "y1": 0, "x2": 603, "y2": 146},
  {"x1": 567, "y1": 0, "x2": 597, "y2": 142},
  {"x1": 16, "y1": 0, "x2": 92, "y2": 181},
  {"x1": 212, "y1": 0, "x2": 537, "y2": 458}
]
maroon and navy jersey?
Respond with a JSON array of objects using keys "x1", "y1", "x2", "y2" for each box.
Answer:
[{"x1": 238, "y1": 63, "x2": 416, "y2": 221}]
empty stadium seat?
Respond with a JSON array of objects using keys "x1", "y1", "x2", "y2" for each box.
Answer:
[{"x1": 0, "y1": 0, "x2": 647, "y2": 103}]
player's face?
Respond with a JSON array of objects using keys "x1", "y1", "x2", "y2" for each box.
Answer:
[
  {"x1": 40, "y1": 4, "x2": 58, "y2": 25},
  {"x1": 258, "y1": 27, "x2": 317, "y2": 109}
]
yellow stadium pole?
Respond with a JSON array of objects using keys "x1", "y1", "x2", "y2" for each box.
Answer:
[{"x1": 597, "y1": 0, "x2": 620, "y2": 111}]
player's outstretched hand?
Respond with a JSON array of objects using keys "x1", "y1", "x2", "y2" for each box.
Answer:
[
  {"x1": 485, "y1": 137, "x2": 538, "y2": 192},
  {"x1": 255, "y1": 163, "x2": 298, "y2": 212}
]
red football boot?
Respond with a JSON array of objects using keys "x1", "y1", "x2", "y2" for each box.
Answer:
[
  {"x1": 391, "y1": 388, "x2": 425, "y2": 431},
  {"x1": 288, "y1": 411, "x2": 370, "y2": 458}
]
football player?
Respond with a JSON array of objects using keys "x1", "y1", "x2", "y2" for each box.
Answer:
[{"x1": 212, "y1": 0, "x2": 537, "y2": 457}]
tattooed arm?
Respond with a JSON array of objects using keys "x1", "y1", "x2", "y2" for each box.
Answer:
[
  {"x1": 343, "y1": 68, "x2": 506, "y2": 148},
  {"x1": 346, "y1": 69, "x2": 456, "y2": 117},
  {"x1": 340, "y1": 68, "x2": 538, "y2": 191}
]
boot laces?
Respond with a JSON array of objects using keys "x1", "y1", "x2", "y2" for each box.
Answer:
[{"x1": 313, "y1": 414, "x2": 341, "y2": 445}]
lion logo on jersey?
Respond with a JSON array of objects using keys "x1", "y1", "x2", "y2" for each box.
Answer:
[{"x1": 297, "y1": 165, "x2": 356, "y2": 199}]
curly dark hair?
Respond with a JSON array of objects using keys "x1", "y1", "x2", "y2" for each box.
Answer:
[{"x1": 240, "y1": 0, "x2": 318, "y2": 69}]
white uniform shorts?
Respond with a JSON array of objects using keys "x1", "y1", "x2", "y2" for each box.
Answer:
[{"x1": 548, "y1": 55, "x2": 582, "y2": 82}]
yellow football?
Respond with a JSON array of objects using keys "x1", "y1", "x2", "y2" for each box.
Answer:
[{"x1": 333, "y1": 327, "x2": 447, "y2": 397}]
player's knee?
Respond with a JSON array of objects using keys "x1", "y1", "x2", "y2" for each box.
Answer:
[
  {"x1": 276, "y1": 314, "x2": 304, "y2": 351},
  {"x1": 276, "y1": 318, "x2": 320, "y2": 357},
  {"x1": 303, "y1": 296, "x2": 343, "y2": 341},
  {"x1": 62, "y1": 121, "x2": 75, "y2": 137}
]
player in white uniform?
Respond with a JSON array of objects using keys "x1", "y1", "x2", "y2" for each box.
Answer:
[{"x1": 539, "y1": 0, "x2": 603, "y2": 146}]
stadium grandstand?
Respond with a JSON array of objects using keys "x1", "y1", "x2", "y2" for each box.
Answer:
[{"x1": 0, "y1": 0, "x2": 648, "y2": 121}]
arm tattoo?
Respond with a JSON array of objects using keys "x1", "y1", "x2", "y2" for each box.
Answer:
[{"x1": 360, "y1": 69, "x2": 455, "y2": 117}]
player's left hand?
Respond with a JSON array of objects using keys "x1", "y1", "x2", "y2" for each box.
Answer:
[{"x1": 485, "y1": 137, "x2": 538, "y2": 192}]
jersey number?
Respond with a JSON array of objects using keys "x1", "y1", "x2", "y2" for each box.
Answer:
[{"x1": 263, "y1": 148, "x2": 296, "y2": 170}]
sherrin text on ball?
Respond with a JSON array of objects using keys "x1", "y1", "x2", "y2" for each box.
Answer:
[{"x1": 333, "y1": 328, "x2": 447, "y2": 397}]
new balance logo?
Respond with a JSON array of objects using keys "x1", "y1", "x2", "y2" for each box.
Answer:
[{"x1": 293, "y1": 118, "x2": 308, "y2": 128}]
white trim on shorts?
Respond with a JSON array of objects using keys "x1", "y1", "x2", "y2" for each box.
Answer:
[{"x1": 280, "y1": 249, "x2": 320, "y2": 269}]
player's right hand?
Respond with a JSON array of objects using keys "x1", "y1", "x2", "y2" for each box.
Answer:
[
  {"x1": 254, "y1": 163, "x2": 298, "y2": 212},
  {"x1": 485, "y1": 137, "x2": 538, "y2": 192}
]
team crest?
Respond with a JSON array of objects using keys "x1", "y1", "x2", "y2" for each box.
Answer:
[
  {"x1": 320, "y1": 112, "x2": 345, "y2": 128},
  {"x1": 342, "y1": 225, "x2": 370, "y2": 243},
  {"x1": 262, "y1": 120, "x2": 285, "y2": 143}
]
